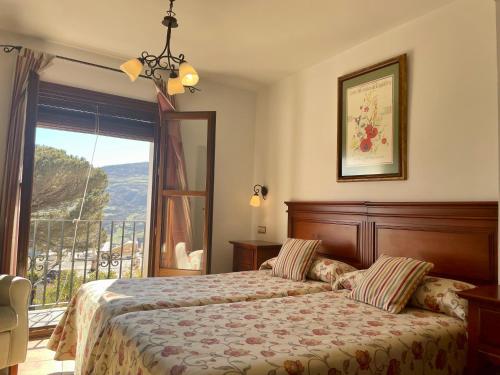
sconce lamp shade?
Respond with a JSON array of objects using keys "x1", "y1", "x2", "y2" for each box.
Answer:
[
  {"x1": 249, "y1": 194, "x2": 261, "y2": 207},
  {"x1": 167, "y1": 76, "x2": 186, "y2": 95},
  {"x1": 179, "y1": 62, "x2": 199, "y2": 86},
  {"x1": 249, "y1": 184, "x2": 267, "y2": 207},
  {"x1": 120, "y1": 58, "x2": 144, "y2": 82}
]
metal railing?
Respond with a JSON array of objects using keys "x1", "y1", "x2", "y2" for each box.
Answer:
[{"x1": 27, "y1": 219, "x2": 147, "y2": 310}]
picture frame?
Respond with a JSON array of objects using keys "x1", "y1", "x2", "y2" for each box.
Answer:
[{"x1": 337, "y1": 54, "x2": 407, "y2": 182}]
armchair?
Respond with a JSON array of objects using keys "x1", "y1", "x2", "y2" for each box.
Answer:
[{"x1": 0, "y1": 275, "x2": 31, "y2": 371}]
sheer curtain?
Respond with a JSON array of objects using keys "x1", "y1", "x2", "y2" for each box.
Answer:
[
  {"x1": 154, "y1": 79, "x2": 193, "y2": 268},
  {"x1": 0, "y1": 48, "x2": 53, "y2": 274}
]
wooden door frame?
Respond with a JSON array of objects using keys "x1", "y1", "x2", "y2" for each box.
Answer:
[
  {"x1": 152, "y1": 111, "x2": 216, "y2": 276},
  {"x1": 147, "y1": 111, "x2": 161, "y2": 276},
  {"x1": 16, "y1": 72, "x2": 41, "y2": 276}
]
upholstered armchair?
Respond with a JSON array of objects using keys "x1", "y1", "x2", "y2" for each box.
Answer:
[{"x1": 0, "y1": 275, "x2": 31, "y2": 371}]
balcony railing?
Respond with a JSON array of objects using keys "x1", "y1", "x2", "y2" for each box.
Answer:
[{"x1": 27, "y1": 219, "x2": 147, "y2": 311}]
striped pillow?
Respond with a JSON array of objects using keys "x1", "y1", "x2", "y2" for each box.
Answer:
[
  {"x1": 271, "y1": 238, "x2": 321, "y2": 281},
  {"x1": 348, "y1": 255, "x2": 433, "y2": 313}
]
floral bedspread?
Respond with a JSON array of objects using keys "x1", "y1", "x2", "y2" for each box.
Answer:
[
  {"x1": 93, "y1": 291, "x2": 466, "y2": 375},
  {"x1": 47, "y1": 270, "x2": 330, "y2": 373}
]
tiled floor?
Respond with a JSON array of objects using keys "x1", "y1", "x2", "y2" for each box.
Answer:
[
  {"x1": 29, "y1": 308, "x2": 67, "y2": 329},
  {"x1": 19, "y1": 339, "x2": 74, "y2": 375}
]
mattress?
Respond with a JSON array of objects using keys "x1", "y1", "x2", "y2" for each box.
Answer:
[
  {"x1": 47, "y1": 270, "x2": 330, "y2": 372},
  {"x1": 92, "y1": 290, "x2": 466, "y2": 375}
]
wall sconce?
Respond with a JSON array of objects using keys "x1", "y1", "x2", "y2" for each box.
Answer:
[{"x1": 249, "y1": 184, "x2": 268, "y2": 207}]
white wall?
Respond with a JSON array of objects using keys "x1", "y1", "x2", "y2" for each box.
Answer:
[
  {"x1": 0, "y1": 30, "x2": 256, "y2": 274},
  {"x1": 176, "y1": 83, "x2": 256, "y2": 274},
  {"x1": 252, "y1": 0, "x2": 499, "y2": 242}
]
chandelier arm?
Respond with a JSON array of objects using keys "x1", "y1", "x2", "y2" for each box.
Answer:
[
  {"x1": 141, "y1": 51, "x2": 150, "y2": 61},
  {"x1": 156, "y1": 56, "x2": 173, "y2": 73},
  {"x1": 142, "y1": 53, "x2": 160, "y2": 70},
  {"x1": 148, "y1": 58, "x2": 160, "y2": 69},
  {"x1": 169, "y1": 55, "x2": 184, "y2": 64},
  {"x1": 146, "y1": 67, "x2": 162, "y2": 80},
  {"x1": 2, "y1": 45, "x2": 22, "y2": 53},
  {"x1": 157, "y1": 28, "x2": 171, "y2": 63},
  {"x1": 143, "y1": 66, "x2": 154, "y2": 77},
  {"x1": 166, "y1": 27, "x2": 174, "y2": 71},
  {"x1": 152, "y1": 27, "x2": 185, "y2": 74},
  {"x1": 153, "y1": 70, "x2": 162, "y2": 80},
  {"x1": 143, "y1": 54, "x2": 161, "y2": 77}
]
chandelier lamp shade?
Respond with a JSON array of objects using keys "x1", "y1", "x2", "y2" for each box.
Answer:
[
  {"x1": 120, "y1": 0, "x2": 199, "y2": 95},
  {"x1": 120, "y1": 58, "x2": 143, "y2": 82}
]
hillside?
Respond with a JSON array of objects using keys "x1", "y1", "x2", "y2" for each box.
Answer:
[{"x1": 101, "y1": 162, "x2": 149, "y2": 221}]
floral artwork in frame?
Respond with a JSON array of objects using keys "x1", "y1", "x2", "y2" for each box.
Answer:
[{"x1": 337, "y1": 54, "x2": 407, "y2": 181}]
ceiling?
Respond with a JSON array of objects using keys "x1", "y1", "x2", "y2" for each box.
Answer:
[{"x1": 0, "y1": 0, "x2": 455, "y2": 88}]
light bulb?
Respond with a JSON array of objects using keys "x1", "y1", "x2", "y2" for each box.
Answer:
[{"x1": 179, "y1": 62, "x2": 199, "y2": 86}]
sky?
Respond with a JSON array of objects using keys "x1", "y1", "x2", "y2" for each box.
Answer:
[{"x1": 35, "y1": 128, "x2": 152, "y2": 167}]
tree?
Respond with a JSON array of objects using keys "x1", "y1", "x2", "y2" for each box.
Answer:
[
  {"x1": 30, "y1": 145, "x2": 109, "y2": 253},
  {"x1": 32, "y1": 145, "x2": 109, "y2": 219}
]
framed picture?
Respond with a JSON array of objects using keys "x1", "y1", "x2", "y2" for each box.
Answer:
[{"x1": 337, "y1": 54, "x2": 407, "y2": 182}]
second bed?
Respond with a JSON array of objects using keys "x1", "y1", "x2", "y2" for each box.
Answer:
[{"x1": 91, "y1": 290, "x2": 467, "y2": 375}]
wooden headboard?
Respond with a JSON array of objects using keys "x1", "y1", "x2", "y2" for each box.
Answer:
[{"x1": 286, "y1": 201, "x2": 498, "y2": 285}]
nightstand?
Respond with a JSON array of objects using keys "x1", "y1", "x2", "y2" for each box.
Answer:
[
  {"x1": 458, "y1": 285, "x2": 500, "y2": 375},
  {"x1": 230, "y1": 240, "x2": 282, "y2": 272}
]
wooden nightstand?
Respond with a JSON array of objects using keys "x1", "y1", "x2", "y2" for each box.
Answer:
[
  {"x1": 230, "y1": 240, "x2": 282, "y2": 272},
  {"x1": 458, "y1": 285, "x2": 500, "y2": 375}
]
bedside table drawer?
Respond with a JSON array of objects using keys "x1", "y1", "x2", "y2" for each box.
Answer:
[
  {"x1": 233, "y1": 247, "x2": 255, "y2": 271},
  {"x1": 235, "y1": 247, "x2": 255, "y2": 264},
  {"x1": 480, "y1": 308, "x2": 500, "y2": 348}
]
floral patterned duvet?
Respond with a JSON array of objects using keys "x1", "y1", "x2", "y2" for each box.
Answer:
[
  {"x1": 47, "y1": 270, "x2": 330, "y2": 372},
  {"x1": 92, "y1": 291, "x2": 466, "y2": 375}
]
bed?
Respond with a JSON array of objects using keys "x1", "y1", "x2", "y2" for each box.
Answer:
[
  {"x1": 93, "y1": 290, "x2": 467, "y2": 375},
  {"x1": 47, "y1": 269, "x2": 331, "y2": 367}
]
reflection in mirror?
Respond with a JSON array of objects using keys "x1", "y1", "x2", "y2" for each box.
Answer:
[
  {"x1": 166, "y1": 120, "x2": 207, "y2": 191},
  {"x1": 160, "y1": 196, "x2": 205, "y2": 270}
]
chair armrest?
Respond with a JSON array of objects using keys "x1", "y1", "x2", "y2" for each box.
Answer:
[
  {"x1": 0, "y1": 275, "x2": 31, "y2": 311},
  {"x1": 0, "y1": 275, "x2": 15, "y2": 306},
  {"x1": 7, "y1": 276, "x2": 31, "y2": 319}
]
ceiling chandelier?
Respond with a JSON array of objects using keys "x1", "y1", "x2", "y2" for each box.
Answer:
[{"x1": 120, "y1": 0, "x2": 199, "y2": 95}]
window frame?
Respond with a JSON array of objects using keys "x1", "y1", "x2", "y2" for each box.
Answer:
[{"x1": 17, "y1": 81, "x2": 160, "y2": 277}]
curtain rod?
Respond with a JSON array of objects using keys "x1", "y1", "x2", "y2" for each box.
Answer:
[{"x1": 1, "y1": 44, "x2": 152, "y2": 81}]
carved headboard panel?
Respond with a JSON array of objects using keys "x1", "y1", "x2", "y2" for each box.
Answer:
[
  {"x1": 286, "y1": 202, "x2": 368, "y2": 270},
  {"x1": 286, "y1": 201, "x2": 498, "y2": 284}
]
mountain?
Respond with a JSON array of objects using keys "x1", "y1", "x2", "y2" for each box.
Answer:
[{"x1": 101, "y1": 162, "x2": 149, "y2": 221}]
